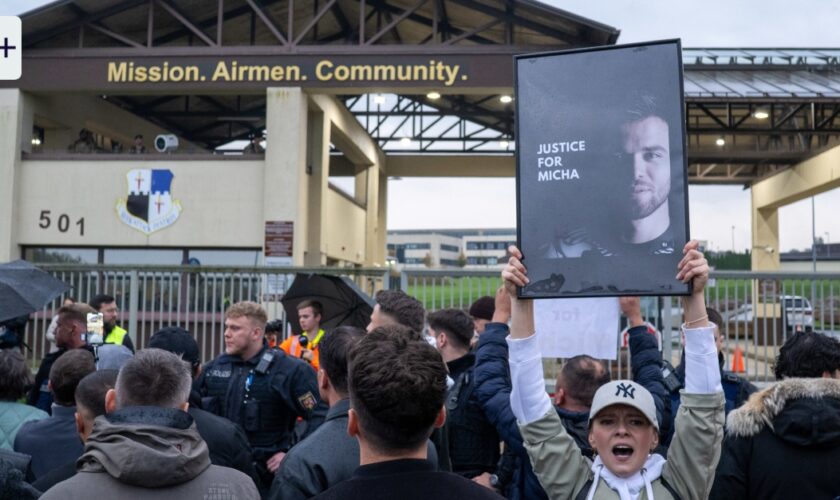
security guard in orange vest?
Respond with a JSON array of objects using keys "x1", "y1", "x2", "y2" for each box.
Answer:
[
  {"x1": 90, "y1": 294, "x2": 135, "y2": 353},
  {"x1": 280, "y1": 300, "x2": 324, "y2": 370}
]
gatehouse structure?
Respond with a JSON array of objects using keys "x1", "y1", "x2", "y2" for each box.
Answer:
[{"x1": 0, "y1": 0, "x2": 838, "y2": 273}]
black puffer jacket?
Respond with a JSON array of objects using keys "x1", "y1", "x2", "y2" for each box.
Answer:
[{"x1": 711, "y1": 377, "x2": 840, "y2": 499}]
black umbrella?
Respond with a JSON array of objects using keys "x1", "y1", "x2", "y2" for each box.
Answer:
[
  {"x1": 281, "y1": 274, "x2": 375, "y2": 334},
  {"x1": 0, "y1": 260, "x2": 71, "y2": 323}
]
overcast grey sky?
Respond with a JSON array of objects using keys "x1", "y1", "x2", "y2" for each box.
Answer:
[
  {"x1": 5, "y1": 0, "x2": 840, "y2": 251},
  {"x1": 389, "y1": 0, "x2": 840, "y2": 252}
]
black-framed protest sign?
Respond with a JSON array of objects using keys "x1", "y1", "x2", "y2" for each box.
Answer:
[{"x1": 515, "y1": 39, "x2": 691, "y2": 299}]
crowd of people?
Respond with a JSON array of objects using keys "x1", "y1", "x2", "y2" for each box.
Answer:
[{"x1": 2, "y1": 241, "x2": 840, "y2": 499}]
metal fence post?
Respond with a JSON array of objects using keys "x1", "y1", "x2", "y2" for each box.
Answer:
[
  {"x1": 128, "y1": 270, "x2": 139, "y2": 345},
  {"x1": 381, "y1": 270, "x2": 390, "y2": 290},
  {"x1": 400, "y1": 271, "x2": 408, "y2": 291}
]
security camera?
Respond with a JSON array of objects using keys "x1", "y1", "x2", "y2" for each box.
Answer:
[{"x1": 154, "y1": 134, "x2": 179, "y2": 153}]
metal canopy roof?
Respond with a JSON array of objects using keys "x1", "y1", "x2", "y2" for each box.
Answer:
[{"x1": 16, "y1": 2, "x2": 840, "y2": 185}]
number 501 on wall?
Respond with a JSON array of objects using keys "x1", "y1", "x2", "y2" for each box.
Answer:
[{"x1": 37, "y1": 210, "x2": 85, "y2": 236}]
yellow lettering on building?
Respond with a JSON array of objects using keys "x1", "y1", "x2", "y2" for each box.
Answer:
[
  {"x1": 316, "y1": 60, "x2": 334, "y2": 81},
  {"x1": 107, "y1": 62, "x2": 127, "y2": 82},
  {"x1": 212, "y1": 61, "x2": 230, "y2": 81},
  {"x1": 107, "y1": 59, "x2": 463, "y2": 85}
]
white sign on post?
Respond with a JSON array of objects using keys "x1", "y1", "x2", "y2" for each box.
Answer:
[{"x1": 534, "y1": 297, "x2": 620, "y2": 360}]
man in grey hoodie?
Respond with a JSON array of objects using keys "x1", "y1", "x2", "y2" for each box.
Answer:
[{"x1": 40, "y1": 348, "x2": 259, "y2": 499}]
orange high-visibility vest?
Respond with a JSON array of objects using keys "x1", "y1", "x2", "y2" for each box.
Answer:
[{"x1": 280, "y1": 329, "x2": 324, "y2": 370}]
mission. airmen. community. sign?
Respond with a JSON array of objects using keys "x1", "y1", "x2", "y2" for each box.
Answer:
[{"x1": 107, "y1": 58, "x2": 468, "y2": 86}]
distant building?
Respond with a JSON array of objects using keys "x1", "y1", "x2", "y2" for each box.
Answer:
[
  {"x1": 387, "y1": 228, "x2": 516, "y2": 269},
  {"x1": 781, "y1": 243, "x2": 840, "y2": 272}
]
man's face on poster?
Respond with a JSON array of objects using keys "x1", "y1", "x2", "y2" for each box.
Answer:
[{"x1": 621, "y1": 115, "x2": 671, "y2": 219}]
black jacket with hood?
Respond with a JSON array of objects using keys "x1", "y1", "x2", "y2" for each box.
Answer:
[{"x1": 710, "y1": 377, "x2": 840, "y2": 500}]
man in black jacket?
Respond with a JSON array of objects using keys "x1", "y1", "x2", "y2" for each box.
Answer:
[
  {"x1": 313, "y1": 325, "x2": 498, "y2": 500},
  {"x1": 15, "y1": 349, "x2": 95, "y2": 479},
  {"x1": 711, "y1": 330, "x2": 840, "y2": 499},
  {"x1": 148, "y1": 326, "x2": 258, "y2": 483},
  {"x1": 31, "y1": 369, "x2": 119, "y2": 492},
  {"x1": 427, "y1": 308, "x2": 500, "y2": 479},
  {"x1": 269, "y1": 326, "x2": 365, "y2": 500}
]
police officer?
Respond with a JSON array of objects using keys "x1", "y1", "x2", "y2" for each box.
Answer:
[{"x1": 195, "y1": 301, "x2": 326, "y2": 492}]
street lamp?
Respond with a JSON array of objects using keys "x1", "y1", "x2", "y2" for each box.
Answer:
[{"x1": 826, "y1": 232, "x2": 831, "y2": 258}]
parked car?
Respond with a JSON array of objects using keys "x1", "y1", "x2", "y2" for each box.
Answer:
[{"x1": 780, "y1": 295, "x2": 814, "y2": 333}]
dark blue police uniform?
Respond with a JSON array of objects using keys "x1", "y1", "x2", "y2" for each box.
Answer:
[{"x1": 195, "y1": 346, "x2": 326, "y2": 489}]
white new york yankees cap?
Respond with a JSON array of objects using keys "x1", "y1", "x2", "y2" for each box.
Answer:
[{"x1": 588, "y1": 379, "x2": 659, "y2": 430}]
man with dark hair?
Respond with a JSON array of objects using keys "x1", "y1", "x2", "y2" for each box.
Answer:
[
  {"x1": 149, "y1": 326, "x2": 257, "y2": 482},
  {"x1": 711, "y1": 331, "x2": 840, "y2": 499},
  {"x1": 31, "y1": 369, "x2": 119, "y2": 492},
  {"x1": 367, "y1": 290, "x2": 425, "y2": 334},
  {"x1": 281, "y1": 300, "x2": 324, "y2": 369},
  {"x1": 89, "y1": 294, "x2": 134, "y2": 353},
  {"x1": 469, "y1": 296, "x2": 495, "y2": 335},
  {"x1": 551, "y1": 355, "x2": 611, "y2": 456},
  {"x1": 196, "y1": 301, "x2": 326, "y2": 493},
  {"x1": 313, "y1": 325, "x2": 498, "y2": 500},
  {"x1": 15, "y1": 349, "x2": 96, "y2": 479},
  {"x1": 27, "y1": 303, "x2": 96, "y2": 413},
  {"x1": 773, "y1": 329, "x2": 840, "y2": 379},
  {"x1": 41, "y1": 349, "x2": 258, "y2": 499},
  {"x1": 427, "y1": 309, "x2": 500, "y2": 479},
  {"x1": 545, "y1": 95, "x2": 677, "y2": 258},
  {"x1": 365, "y1": 291, "x2": 451, "y2": 471},
  {"x1": 270, "y1": 326, "x2": 365, "y2": 500}
]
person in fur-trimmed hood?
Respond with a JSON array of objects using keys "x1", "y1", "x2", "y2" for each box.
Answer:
[{"x1": 710, "y1": 331, "x2": 840, "y2": 500}]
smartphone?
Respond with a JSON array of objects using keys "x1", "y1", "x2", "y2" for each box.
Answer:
[{"x1": 86, "y1": 312, "x2": 104, "y2": 344}]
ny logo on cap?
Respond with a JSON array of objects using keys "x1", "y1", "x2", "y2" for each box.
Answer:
[{"x1": 615, "y1": 383, "x2": 636, "y2": 399}]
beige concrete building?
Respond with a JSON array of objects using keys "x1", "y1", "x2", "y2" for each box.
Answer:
[{"x1": 1, "y1": 3, "x2": 838, "y2": 272}]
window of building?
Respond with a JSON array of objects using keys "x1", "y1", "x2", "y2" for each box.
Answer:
[
  {"x1": 440, "y1": 244, "x2": 460, "y2": 253},
  {"x1": 25, "y1": 247, "x2": 98, "y2": 264}
]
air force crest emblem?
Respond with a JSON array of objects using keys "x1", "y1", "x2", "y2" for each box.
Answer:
[{"x1": 116, "y1": 169, "x2": 182, "y2": 235}]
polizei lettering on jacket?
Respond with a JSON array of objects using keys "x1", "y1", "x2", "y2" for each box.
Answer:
[{"x1": 535, "y1": 139, "x2": 586, "y2": 183}]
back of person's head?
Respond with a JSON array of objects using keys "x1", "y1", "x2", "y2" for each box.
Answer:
[
  {"x1": 115, "y1": 348, "x2": 192, "y2": 409},
  {"x1": 89, "y1": 294, "x2": 116, "y2": 311},
  {"x1": 558, "y1": 355, "x2": 611, "y2": 408},
  {"x1": 706, "y1": 307, "x2": 723, "y2": 329},
  {"x1": 319, "y1": 326, "x2": 364, "y2": 396},
  {"x1": 774, "y1": 331, "x2": 840, "y2": 379},
  {"x1": 296, "y1": 300, "x2": 323, "y2": 317},
  {"x1": 374, "y1": 290, "x2": 425, "y2": 333},
  {"x1": 264, "y1": 319, "x2": 284, "y2": 334},
  {"x1": 469, "y1": 296, "x2": 495, "y2": 322},
  {"x1": 50, "y1": 349, "x2": 96, "y2": 406},
  {"x1": 58, "y1": 303, "x2": 96, "y2": 326},
  {"x1": 427, "y1": 308, "x2": 474, "y2": 350},
  {"x1": 0, "y1": 349, "x2": 32, "y2": 401},
  {"x1": 225, "y1": 301, "x2": 268, "y2": 329},
  {"x1": 349, "y1": 324, "x2": 447, "y2": 454},
  {"x1": 75, "y1": 369, "x2": 118, "y2": 420},
  {"x1": 148, "y1": 326, "x2": 201, "y2": 374}
]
